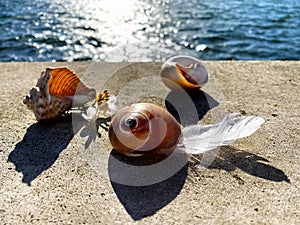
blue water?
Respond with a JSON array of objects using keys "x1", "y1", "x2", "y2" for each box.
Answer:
[{"x1": 0, "y1": 0, "x2": 299, "y2": 61}]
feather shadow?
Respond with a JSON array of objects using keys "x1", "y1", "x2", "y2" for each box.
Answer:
[{"x1": 190, "y1": 146, "x2": 290, "y2": 183}]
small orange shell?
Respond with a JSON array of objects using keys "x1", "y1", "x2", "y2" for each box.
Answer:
[
  {"x1": 160, "y1": 55, "x2": 209, "y2": 90},
  {"x1": 23, "y1": 67, "x2": 96, "y2": 121},
  {"x1": 108, "y1": 103, "x2": 182, "y2": 157}
]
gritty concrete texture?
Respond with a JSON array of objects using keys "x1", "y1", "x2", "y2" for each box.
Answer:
[{"x1": 0, "y1": 61, "x2": 299, "y2": 224}]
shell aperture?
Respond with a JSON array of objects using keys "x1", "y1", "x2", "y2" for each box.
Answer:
[{"x1": 160, "y1": 55, "x2": 209, "y2": 90}]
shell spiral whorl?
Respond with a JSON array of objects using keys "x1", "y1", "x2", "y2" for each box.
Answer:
[{"x1": 108, "y1": 103, "x2": 182, "y2": 157}]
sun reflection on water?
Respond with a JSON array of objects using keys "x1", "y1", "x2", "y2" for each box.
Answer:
[
  {"x1": 50, "y1": 0, "x2": 177, "y2": 61},
  {"x1": 2, "y1": 0, "x2": 298, "y2": 61}
]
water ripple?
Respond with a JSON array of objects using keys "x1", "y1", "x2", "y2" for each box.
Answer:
[{"x1": 0, "y1": 0, "x2": 299, "y2": 61}]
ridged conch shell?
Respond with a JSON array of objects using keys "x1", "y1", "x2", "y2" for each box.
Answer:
[
  {"x1": 23, "y1": 67, "x2": 96, "y2": 121},
  {"x1": 160, "y1": 55, "x2": 209, "y2": 90},
  {"x1": 108, "y1": 103, "x2": 182, "y2": 157}
]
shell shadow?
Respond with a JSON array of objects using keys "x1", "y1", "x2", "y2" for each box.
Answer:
[
  {"x1": 8, "y1": 115, "x2": 84, "y2": 186},
  {"x1": 108, "y1": 151, "x2": 188, "y2": 220},
  {"x1": 165, "y1": 89, "x2": 219, "y2": 126},
  {"x1": 190, "y1": 146, "x2": 290, "y2": 183}
]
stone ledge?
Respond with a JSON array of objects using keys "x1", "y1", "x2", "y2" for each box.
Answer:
[{"x1": 0, "y1": 61, "x2": 299, "y2": 224}]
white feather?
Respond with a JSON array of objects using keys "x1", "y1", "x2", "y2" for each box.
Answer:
[{"x1": 180, "y1": 113, "x2": 265, "y2": 154}]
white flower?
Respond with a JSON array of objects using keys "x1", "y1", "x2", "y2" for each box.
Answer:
[
  {"x1": 81, "y1": 102, "x2": 99, "y2": 121},
  {"x1": 99, "y1": 94, "x2": 117, "y2": 117},
  {"x1": 81, "y1": 94, "x2": 117, "y2": 121}
]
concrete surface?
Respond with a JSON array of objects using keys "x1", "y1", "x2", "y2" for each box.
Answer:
[{"x1": 0, "y1": 61, "x2": 299, "y2": 224}]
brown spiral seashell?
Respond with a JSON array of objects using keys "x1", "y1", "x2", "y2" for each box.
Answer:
[
  {"x1": 160, "y1": 55, "x2": 209, "y2": 90},
  {"x1": 23, "y1": 67, "x2": 96, "y2": 121},
  {"x1": 108, "y1": 103, "x2": 182, "y2": 157},
  {"x1": 109, "y1": 104, "x2": 265, "y2": 166}
]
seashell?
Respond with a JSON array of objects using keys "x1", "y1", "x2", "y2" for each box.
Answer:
[
  {"x1": 108, "y1": 103, "x2": 182, "y2": 157},
  {"x1": 160, "y1": 55, "x2": 209, "y2": 90},
  {"x1": 109, "y1": 103, "x2": 265, "y2": 158},
  {"x1": 23, "y1": 67, "x2": 96, "y2": 121}
]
